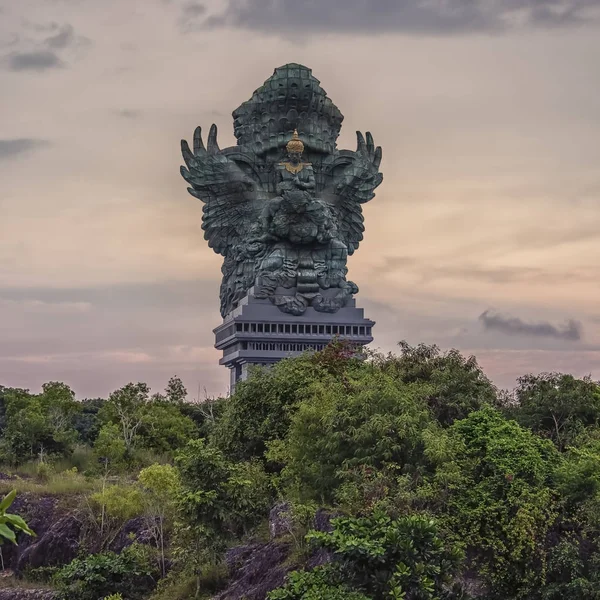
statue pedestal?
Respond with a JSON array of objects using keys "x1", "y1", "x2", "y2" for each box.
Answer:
[{"x1": 214, "y1": 287, "x2": 375, "y2": 393}]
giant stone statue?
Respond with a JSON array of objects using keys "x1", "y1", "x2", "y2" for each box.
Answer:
[{"x1": 181, "y1": 63, "x2": 383, "y2": 318}]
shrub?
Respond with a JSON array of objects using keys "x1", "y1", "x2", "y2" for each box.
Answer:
[
  {"x1": 374, "y1": 341, "x2": 497, "y2": 426},
  {"x1": 176, "y1": 439, "x2": 273, "y2": 550},
  {"x1": 441, "y1": 407, "x2": 559, "y2": 598},
  {"x1": 510, "y1": 373, "x2": 600, "y2": 451},
  {"x1": 268, "y1": 566, "x2": 370, "y2": 600},
  {"x1": 270, "y1": 512, "x2": 463, "y2": 600},
  {"x1": 53, "y1": 543, "x2": 158, "y2": 600},
  {"x1": 270, "y1": 368, "x2": 431, "y2": 503}
]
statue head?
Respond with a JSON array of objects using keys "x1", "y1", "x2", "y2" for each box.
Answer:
[
  {"x1": 285, "y1": 189, "x2": 311, "y2": 213},
  {"x1": 286, "y1": 130, "x2": 304, "y2": 165}
]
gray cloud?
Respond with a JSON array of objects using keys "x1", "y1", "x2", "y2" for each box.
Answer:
[
  {"x1": 479, "y1": 310, "x2": 583, "y2": 341},
  {"x1": 0, "y1": 139, "x2": 49, "y2": 160},
  {"x1": 44, "y1": 24, "x2": 75, "y2": 49},
  {"x1": 375, "y1": 255, "x2": 600, "y2": 286},
  {"x1": 203, "y1": 0, "x2": 600, "y2": 34},
  {"x1": 179, "y1": 1, "x2": 207, "y2": 31},
  {"x1": 6, "y1": 50, "x2": 63, "y2": 71},
  {"x1": 182, "y1": 2, "x2": 206, "y2": 17},
  {"x1": 116, "y1": 109, "x2": 142, "y2": 119},
  {"x1": 2, "y1": 22, "x2": 89, "y2": 72}
]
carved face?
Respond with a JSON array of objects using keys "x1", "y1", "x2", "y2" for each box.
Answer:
[{"x1": 288, "y1": 151, "x2": 301, "y2": 165}]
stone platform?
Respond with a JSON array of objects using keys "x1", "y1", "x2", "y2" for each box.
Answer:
[{"x1": 214, "y1": 288, "x2": 375, "y2": 392}]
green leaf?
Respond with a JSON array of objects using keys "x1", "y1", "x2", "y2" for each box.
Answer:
[
  {"x1": 0, "y1": 490, "x2": 17, "y2": 513},
  {"x1": 0, "y1": 523, "x2": 17, "y2": 544},
  {"x1": 5, "y1": 514, "x2": 35, "y2": 536}
]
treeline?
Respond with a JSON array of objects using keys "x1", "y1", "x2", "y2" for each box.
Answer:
[
  {"x1": 0, "y1": 376, "x2": 200, "y2": 468},
  {"x1": 1, "y1": 341, "x2": 600, "y2": 599}
]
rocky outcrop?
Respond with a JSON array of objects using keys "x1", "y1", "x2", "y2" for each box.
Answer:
[
  {"x1": 268, "y1": 502, "x2": 292, "y2": 539},
  {"x1": 211, "y1": 504, "x2": 337, "y2": 600},
  {"x1": 3, "y1": 495, "x2": 157, "y2": 574},
  {"x1": 213, "y1": 540, "x2": 293, "y2": 600},
  {"x1": 1, "y1": 495, "x2": 62, "y2": 572},
  {"x1": 108, "y1": 516, "x2": 156, "y2": 554},
  {"x1": 0, "y1": 591, "x2": 56, "y2": 600},
  {"x1": 16, "y1": 514, "x2": 82, "y2": 573}
]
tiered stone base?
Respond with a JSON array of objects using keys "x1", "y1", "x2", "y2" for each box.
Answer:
[{"x1": 214, "y1": 287, "x2": 375, "y2": 392}]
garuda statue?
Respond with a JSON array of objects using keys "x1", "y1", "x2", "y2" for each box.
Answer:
[{"x1": 181, "y1": 64, "x2": 383, "y2": 317}]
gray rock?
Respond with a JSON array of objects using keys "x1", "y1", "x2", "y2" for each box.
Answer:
[
  {"x1": 0, "y1": 591, "x2": 56, "y2": 600},
  {"x1": 16, "y1": 514, "x2": 82, "y2": 572},
  {"x1": 269, "y1": 502, "x2": 292, "y2": 539},
  {"x1": 213, "y1": 540, "x2": 293, "y2": 600},
  {"x1": 108, "y1": 516, "x2": 156, "y2": 553}
]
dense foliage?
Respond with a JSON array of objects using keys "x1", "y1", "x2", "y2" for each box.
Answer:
[
  {"x1": 269, "y1": 512, "x2": 463, "y2": 600},
  {"x1": 2, "y1": 343, "x2": 600, "y2": 600},
  {"x1": 53, "y1": 543, "x2": 158, "y2": 600}
]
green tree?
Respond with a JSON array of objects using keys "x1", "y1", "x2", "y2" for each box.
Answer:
[
  {"x1": 179, "y1": 396, "x2": 226, "y2": 440},
  {"x1": 374, "y1": 342, "x2": 497, "y2": 426},
  {"x1": 164, "y1": 376, "x2": 187, "y2": 404},
  {"x1": 553, "y1": 431, "x2": 600, "y2": 542},
  {"x1": 101, "y1": 383, "x2": 150, "y2": 453},
  {"x1": 510, "y1": 373, "x2": 600, "y2": 451},
  {"x1": 439, "y1": 407, "x2": 559, "y2": 598},
  {"x1": 138, "y1": 463, "x2": 181, "y2": 576},
  {"x1": 210, "y1": 353, "x2": 344, "y2": 462},
  {"x1": 0, "y1": 383, "x2": 80, "y2": 463},
  {"x1": 270, "y1": 368, "x2": 431, "y2": 503},
  {"x1": 73, "y1": 398, "x2": 105, "y2": 445},
  {"x1": 176, "y1": 439, "x2": 272, "y2": 550},
  {"x1": 93, "y1": 423, "x2": 127, "y2": 471},
  {"x1": 138, "y1": 402, "x2": 197, "y2": 455}
]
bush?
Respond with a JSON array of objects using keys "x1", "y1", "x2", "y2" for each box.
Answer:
[
  {"x1": 374, "y1": 341, "x2": 497, "y2": 426},
  {"x1": 53, "y1": 543, "x2": 158, "y2": 600},
  {"x1": 270, "y1": 512, "x2": 463, "y2": 600},
  {"x1": 440, "y1": 407, "x2": 559, "y2": 598},
  {"x1": 210, "y1": 353, "x2": 347, "y2": 463},
  {"x1": 268, "y1": 566, "x2": 370, "y2": 600},
  {"x1": 269, "y1": 368, "x2": 431, "y2": 503},
  {"x1": 176, "y1": 439, "x2": 273, "y2": 550},
  {"x1": 510, "y1": 373, "x2": 600, "y2": 451}
]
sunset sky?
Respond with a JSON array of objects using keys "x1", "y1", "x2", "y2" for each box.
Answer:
[{"x1": 1, "y1": 0, "x2": 600, "y2": 399}]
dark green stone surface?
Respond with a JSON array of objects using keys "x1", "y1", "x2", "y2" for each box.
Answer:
[{"x1": 180, "y1": 63, "x2": 383, "y2": 317}]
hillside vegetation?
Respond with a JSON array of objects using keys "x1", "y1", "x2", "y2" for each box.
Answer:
[{"x1": 1, "y1": 341, "x2": 600, "y2": 600}]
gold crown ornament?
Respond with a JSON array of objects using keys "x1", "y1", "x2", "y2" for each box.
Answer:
[{"x1": 286, "y1": 130, "x2": 304, "y2": 154}]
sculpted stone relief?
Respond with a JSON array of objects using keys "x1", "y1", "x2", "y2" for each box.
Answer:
[{"x1": 181, "y1": 64, "x2": 383, "y2": 317}]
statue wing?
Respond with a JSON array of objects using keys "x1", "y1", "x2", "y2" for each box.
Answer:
[
  {"x1": 181, "y1": 124, "x2": 262, "y2": 256},
  {"x1": 323, "y1": 131, "x2": 383, "y2": 255}
]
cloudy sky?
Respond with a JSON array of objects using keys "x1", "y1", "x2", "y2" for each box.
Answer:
[{"x1": 1, "y1": 0, "x2": 600, "y2": 399}]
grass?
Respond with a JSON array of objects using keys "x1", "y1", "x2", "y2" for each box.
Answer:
[
  {"x1": 0, "y1": 467, "x2": 100, "y2": 497},
  {"x1": 149, "y1": 563, "x2": 229, "y2": 600},
  {"x1": 0, "y1": 573, "x2": 54, "y2": 590}
]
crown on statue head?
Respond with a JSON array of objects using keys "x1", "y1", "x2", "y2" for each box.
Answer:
[
  {"x1": 232, "y1": 63, "x2": 344, "y2": 156},
  {"x1": 286, "y1": 130, "x2": 304, "y2": 154}
]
